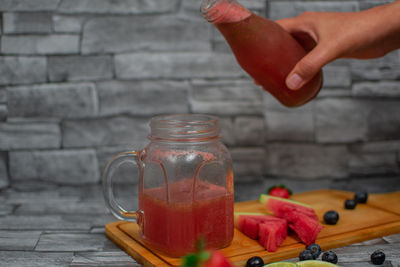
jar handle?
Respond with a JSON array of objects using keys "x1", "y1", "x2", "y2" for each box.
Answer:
[{"x1": 102, "y1": 151, "x2": 142, "y2": 222}]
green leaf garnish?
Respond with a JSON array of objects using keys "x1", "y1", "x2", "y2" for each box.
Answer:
[{"x1": 181, "y1": 238, "x2": 211, "y2": 267}]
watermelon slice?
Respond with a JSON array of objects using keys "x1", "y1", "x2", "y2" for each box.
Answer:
[
  {"x1": 285, "y1": 211, "x2": 323, "y2": 245},
  {"x1": 259, "y1": 194, "x2": 319, "y2": 221},
  {"x1": 258, "y1": 219, "x2": 287, "y2": 252},
  {"x1": 235, "y1": 213, "x2": 287, "y2": 252},
  {"x1": 235, "y1": 213, "x2": 263, "y2": 239},
  {"x1": 259, "y1": 194, "x2": 323, "y2": 245}
]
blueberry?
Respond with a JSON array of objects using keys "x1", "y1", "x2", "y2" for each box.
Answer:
[
  {"x1": 299, "y1": 249, "x2": 315, "y2": 261},
  {"x1": 322, "y1": 251, "x2": 338, "y2": 264},
  {"x1": 354, "y1": 191, "x2": 368, "y2": 204},
  {"x1": 246, "y1": 256, "x2": 264, "y2": 267},
  {"x1": 324, "y1": 210, "x2": 339, "y2": 225},
  {"x1": 345, "y1": 199, "x2": 357, "y2": 209},
  {"x1": 306, "y1": 243, "x2": 322, "y2": 259},
  {"x1": 371, "y1": 250, "x2": 385, "y2": 265}
]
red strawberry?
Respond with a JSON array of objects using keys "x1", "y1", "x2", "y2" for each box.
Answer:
[
  {"x1": 268, "y1": 185, "x2": 292, "y2": 199},
  {"x1": 205, "y1": 251, "x2": 233, "y2": 267}
]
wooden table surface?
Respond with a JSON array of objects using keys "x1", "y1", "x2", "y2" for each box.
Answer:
[{"x1": 0, "y1": 181, "x2": 399, "y2": 266}]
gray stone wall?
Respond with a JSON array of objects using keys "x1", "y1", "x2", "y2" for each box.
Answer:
[{"x1": 0, "y1": 0, "x2": 399, "y2": 190}]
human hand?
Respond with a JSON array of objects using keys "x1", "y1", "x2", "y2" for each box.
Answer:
[{"x1": 276, "y1": 1, "x2": 400, "y2": 90}]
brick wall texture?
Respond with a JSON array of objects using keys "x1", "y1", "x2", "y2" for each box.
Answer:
[{"x1": 0, "y1": 0, "x2": 399, "y2": 189}]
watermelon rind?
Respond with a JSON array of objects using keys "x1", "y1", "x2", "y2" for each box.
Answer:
[
  {"x1": 259, "y1": 194, "x2": 312, "y2": 208},
  {"x1": 234, "y1": 211, "x2": 267, "y2": 217}
]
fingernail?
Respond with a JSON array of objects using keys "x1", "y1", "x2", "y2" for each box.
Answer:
[{"x1": 286, "y1": 73, "x2": 303, "y2": 90}]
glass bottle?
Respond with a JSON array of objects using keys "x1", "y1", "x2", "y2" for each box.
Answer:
[
  {"x1": 201, "y1": 0, "x2": 323, "y2": 107},
  {"x1": 103, "y1": 114, "x2": 234, "y2": 257}
]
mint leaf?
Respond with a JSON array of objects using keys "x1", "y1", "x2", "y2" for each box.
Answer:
[
  {"x1": 197, "y1": 251, "x2": 211, "y2": 262},
  {"x1": 181, "y1": 254, "x2": 198, "y2": 267}
]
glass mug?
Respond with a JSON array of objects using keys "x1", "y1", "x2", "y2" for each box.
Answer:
[{"x1": 102, "y1": 114, "x2": 234, "y2": 257}]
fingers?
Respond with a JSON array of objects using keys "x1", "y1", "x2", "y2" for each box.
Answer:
[
  {"x1": 276, "y1": 17, "x2": 309, "y2": 37},
  {"x1": 276, "y1": 17, "x2": 298, "y2": 31},
  {"x1": 290, "y1": 32, "x2": 318, "y2": 52},
  {"x1": 286, "y1": 44, "x2": 334, "y2": 90},
  {"x1": 277, "y1": 12, "x2": 342, "y2": 90},
  {"x1": 276, "y1": 13, "x2": 319, "y2": 42},
  {"x1": 277, "y1": 15, "x2": 325, "y2": 90}
]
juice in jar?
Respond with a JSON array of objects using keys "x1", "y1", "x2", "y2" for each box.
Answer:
[
  {"x1": 202, "y1": 0, "x2": 323, "y2": 107},
  {"x1": 139, "y1": 178, "x2": 234, "y2": 257}
]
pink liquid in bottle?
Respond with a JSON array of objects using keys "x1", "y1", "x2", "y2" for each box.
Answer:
[{"x1": 202, "y1": 0, "x2": 323, "y2": 107}]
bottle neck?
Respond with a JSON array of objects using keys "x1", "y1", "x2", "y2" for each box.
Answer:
[
  {"x1": 200, "y1": 0, "x2": 251, "y2": 24},
  {"x1": 149, "y1": 114, "x2": 220, "y2": 142}
]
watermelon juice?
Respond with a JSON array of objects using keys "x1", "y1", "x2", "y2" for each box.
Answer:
[
  {"x1": 201, "y1": 0, "x2": 323, "y2": 107},
  {"x1": 138, "y1": 178, "x2": 234, "y2": 257}
]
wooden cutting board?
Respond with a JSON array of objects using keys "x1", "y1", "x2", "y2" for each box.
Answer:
[{"x1": 105, "y1": 189, "x2": 400, "y2": 267}]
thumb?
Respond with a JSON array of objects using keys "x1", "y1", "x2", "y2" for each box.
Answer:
[{"x1": 286, "y1": 44, "x2": 333, "y2": 90}]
